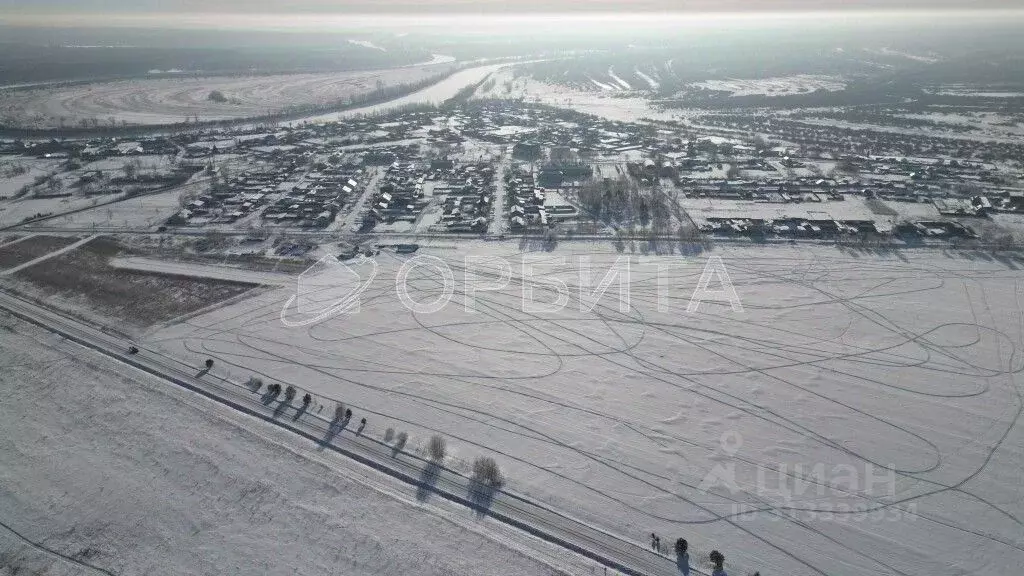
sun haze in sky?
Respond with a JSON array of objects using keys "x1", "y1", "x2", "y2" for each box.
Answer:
[
  {"x1": 4, "y1": 0, "x2": 1023, "y2": 14},
  {"x1": 2, "y1": 0, "x2": 1022, "y2": 33}
]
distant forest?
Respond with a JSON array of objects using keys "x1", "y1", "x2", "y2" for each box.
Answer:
[{"x1": 0, "y1": 30, "x2": 432, "y2": 85}]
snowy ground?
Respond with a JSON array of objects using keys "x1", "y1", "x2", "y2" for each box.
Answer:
[
  {"x1": 33, "y1": 184, "x2": 190, "y2": 230},
  {"x1": 688, "y1": 76, "x2": 847, "y2": 97},
  {"x1": 300, "y1": 63, "x2": 509, "y2": 124},
  {"x1": 110, "y1": 256, "x2": 293, "y2": 285},
  {"x1": 474, "y1": 70, "x2": 683, "y2": 123},
  {"x1": 144, "y1": 240, "x2": 1024, "y2": 576},
  {"x1": 990, "y1": 214, "x2": 1024, "y2": 245},
  {"x1": 0, "y1": 318, "x2": 585, "y2": 576},
  {"x1": 0, "y1": 158, "x2": 64, "y2": 198},
  {"x1": 680, "y1": 196, "x2": 880, "y2": 225},
  {"x1": 0, "y1": 64, "x2": 451, "y2": 128},
  {"x1": 876, "y1": 200, "x2": 943, "y2": 221},
  {"x1": 0, "y1": 194, "x2": 123, "y2": 227}
]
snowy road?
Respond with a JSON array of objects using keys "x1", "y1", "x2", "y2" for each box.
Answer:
[{"x1": 490, "y1": 146, "x2": 510, "y2": 237}]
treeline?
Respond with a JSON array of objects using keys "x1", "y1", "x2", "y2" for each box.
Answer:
[
  {"x1": 0, "y1": 42, "x2": 431, "y2": 86},
  {"x1": 574, "y1": 175, "x2": 674, "y2": 233}
]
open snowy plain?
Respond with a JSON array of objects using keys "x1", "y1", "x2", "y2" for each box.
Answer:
[
  {"x1": 0, "y1": 64, "x2": 451, "y2": 128},
  {"x1": 144, "y1": 240, "x2": 1024, "y2": 576},
  {"x1": 0, "y1": 317, "x2": 584, "y2": 576}
]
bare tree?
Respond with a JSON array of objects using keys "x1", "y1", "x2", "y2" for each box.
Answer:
[
  {"x1": 427, "y1": 435, "x2": 447, "y2": 461},
  {"x1": 709, "y1": 550, "x2": 725, "y2": 571},
  {"x1": 395, "y1": 431, "x2": 409, "y2": 451},
  {"x1": 384, "y1": 427, "x2": 395, "y2": 442},
  {"x1": 472, "y1": 456, "x2": 503, "y2": 487},
  {"x1": 836, "y1": 157, "x2": 859, "y2": 176},
  {"x1": 752, "y1": 134, "x2": 770, "y2": 153}
]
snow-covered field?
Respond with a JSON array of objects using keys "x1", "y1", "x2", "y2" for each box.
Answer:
[
  {"x1": 144, "y1": 240, "x2": 1024, "y2": 576},
  {"x1": 110, "y1": 256, "x2": 294, "y2": 285},
  {"x1": 688, "y1": 75, "x2": 847, "y2": 97},
  {"x1": 990, "y1": 214, "x2": 1024, "y2": 245},
  {"x1": 932, "y1": 88, "x2": 1024, "y2": 98},
  {"x1": 301, "y1": 63, "x2": 509, "y2": 124},
  {"x1": 34, "y1": 185, "x2": 188, "y2": 229},
  {"x1": 0, "y1": 64, "x2": 451, "y2": 128},
  {"x1": 680, "y1": 196, "x2": 880, "y2": 225},
  {"x1": 0, "y1": 158, "x2": 64, "y2": 198},
  {"x1": 0, "y1": 319, "x2": 583, "y2": 576},
  {"x1": 877, "y1": 200, "x2": 942, "y2": 220},
  {"x1": 474, "y1": 70, "x2": 682, "y2": 123},
  {"x1": 0, "y1": 193, "x2": 123, "y2": 227}
]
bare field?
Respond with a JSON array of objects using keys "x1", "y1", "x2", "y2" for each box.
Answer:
[
  {"x1": 7, "y1": 237, "x2": 256, "y2": 329},
  {"x1": 0, "y1": 235, "x2": 77, "y2": 270},
  {"x1": 0, "y1": 64, "x2": 451, "y2": 128}
]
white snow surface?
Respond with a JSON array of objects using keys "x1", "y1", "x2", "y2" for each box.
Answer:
[
  {"x1": 0, "y1": 320, "x2": 580, "y2": 576},
  {"x1": 109, "y1": 256, "x2": 293, "y2": 285},
  {"x1": 607, "y1": 67, "x2": 633, "y2": 90},
  {"x1": 475, "y1": 69, "x2": 680, "y2": 123},
  {"x1": 689, "y1": 75, "x2": 847, "y2": 97},
  {"x1": 634, "y1": 67, "x2": 660, "y2": 90},
  {"x1": 348, "y1": 39, "x2": 387, "y2": 51},
  {"x1": 0, "y1": 64, "x2": 450, "y2": 128},
  {"x1": 144, "y1": 240, "x2": 1024, "y2": 576}
]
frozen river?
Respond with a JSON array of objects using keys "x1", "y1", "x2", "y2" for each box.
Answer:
[{"x1": 297, "y1": 63, "x2": 511, "y2": 124}]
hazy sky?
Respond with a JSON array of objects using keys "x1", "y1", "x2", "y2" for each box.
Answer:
[
  {"x1": 3, "y1": 0, "x2": 1022, "y2": 13},
  {"x1": 3, "y1": 1, "x2": 1023, "y2": 34}
]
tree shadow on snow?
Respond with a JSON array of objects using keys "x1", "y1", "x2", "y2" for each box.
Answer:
[
  {"x1": 467, "y1": 479, "x2": 499, "y2": 517},
  {"x1": 318, "y1": 417, "x2": 347, "y2": 449},
  {"x1": 676, "y1": 552, "x2": 690, "y2": 575},
  {"x1": 416, "y1": 461, "x2": 441, "y2": 502},
  {"x1": 994, "y1": 253, "x2": 1019, "y2": 270},
  {"x1": 678, "y1": 242, "x2": 704, "y2": 257},
  {"x1": 273, "y1": 400, "x2": 291, "y2": 419}
]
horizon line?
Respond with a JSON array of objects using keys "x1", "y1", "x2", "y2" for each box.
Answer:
[{"x1": 3, "y1": 8, "x2": 1024, "y2": 32}]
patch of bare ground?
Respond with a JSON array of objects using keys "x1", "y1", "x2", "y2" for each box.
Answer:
[
  {"x1": 0, "y1": 235, "x2": 77, "y2": 269},
  {"x1": 9, "y1": 237, "x2": 257, "y2": 329},
  {"x1": 864, "y1": 198, "x2": 899, "y2": 217}
]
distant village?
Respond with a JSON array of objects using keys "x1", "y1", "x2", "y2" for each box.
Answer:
[{"x1": 3, "y1": 98, "x2": 1024, "y2": 249}]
